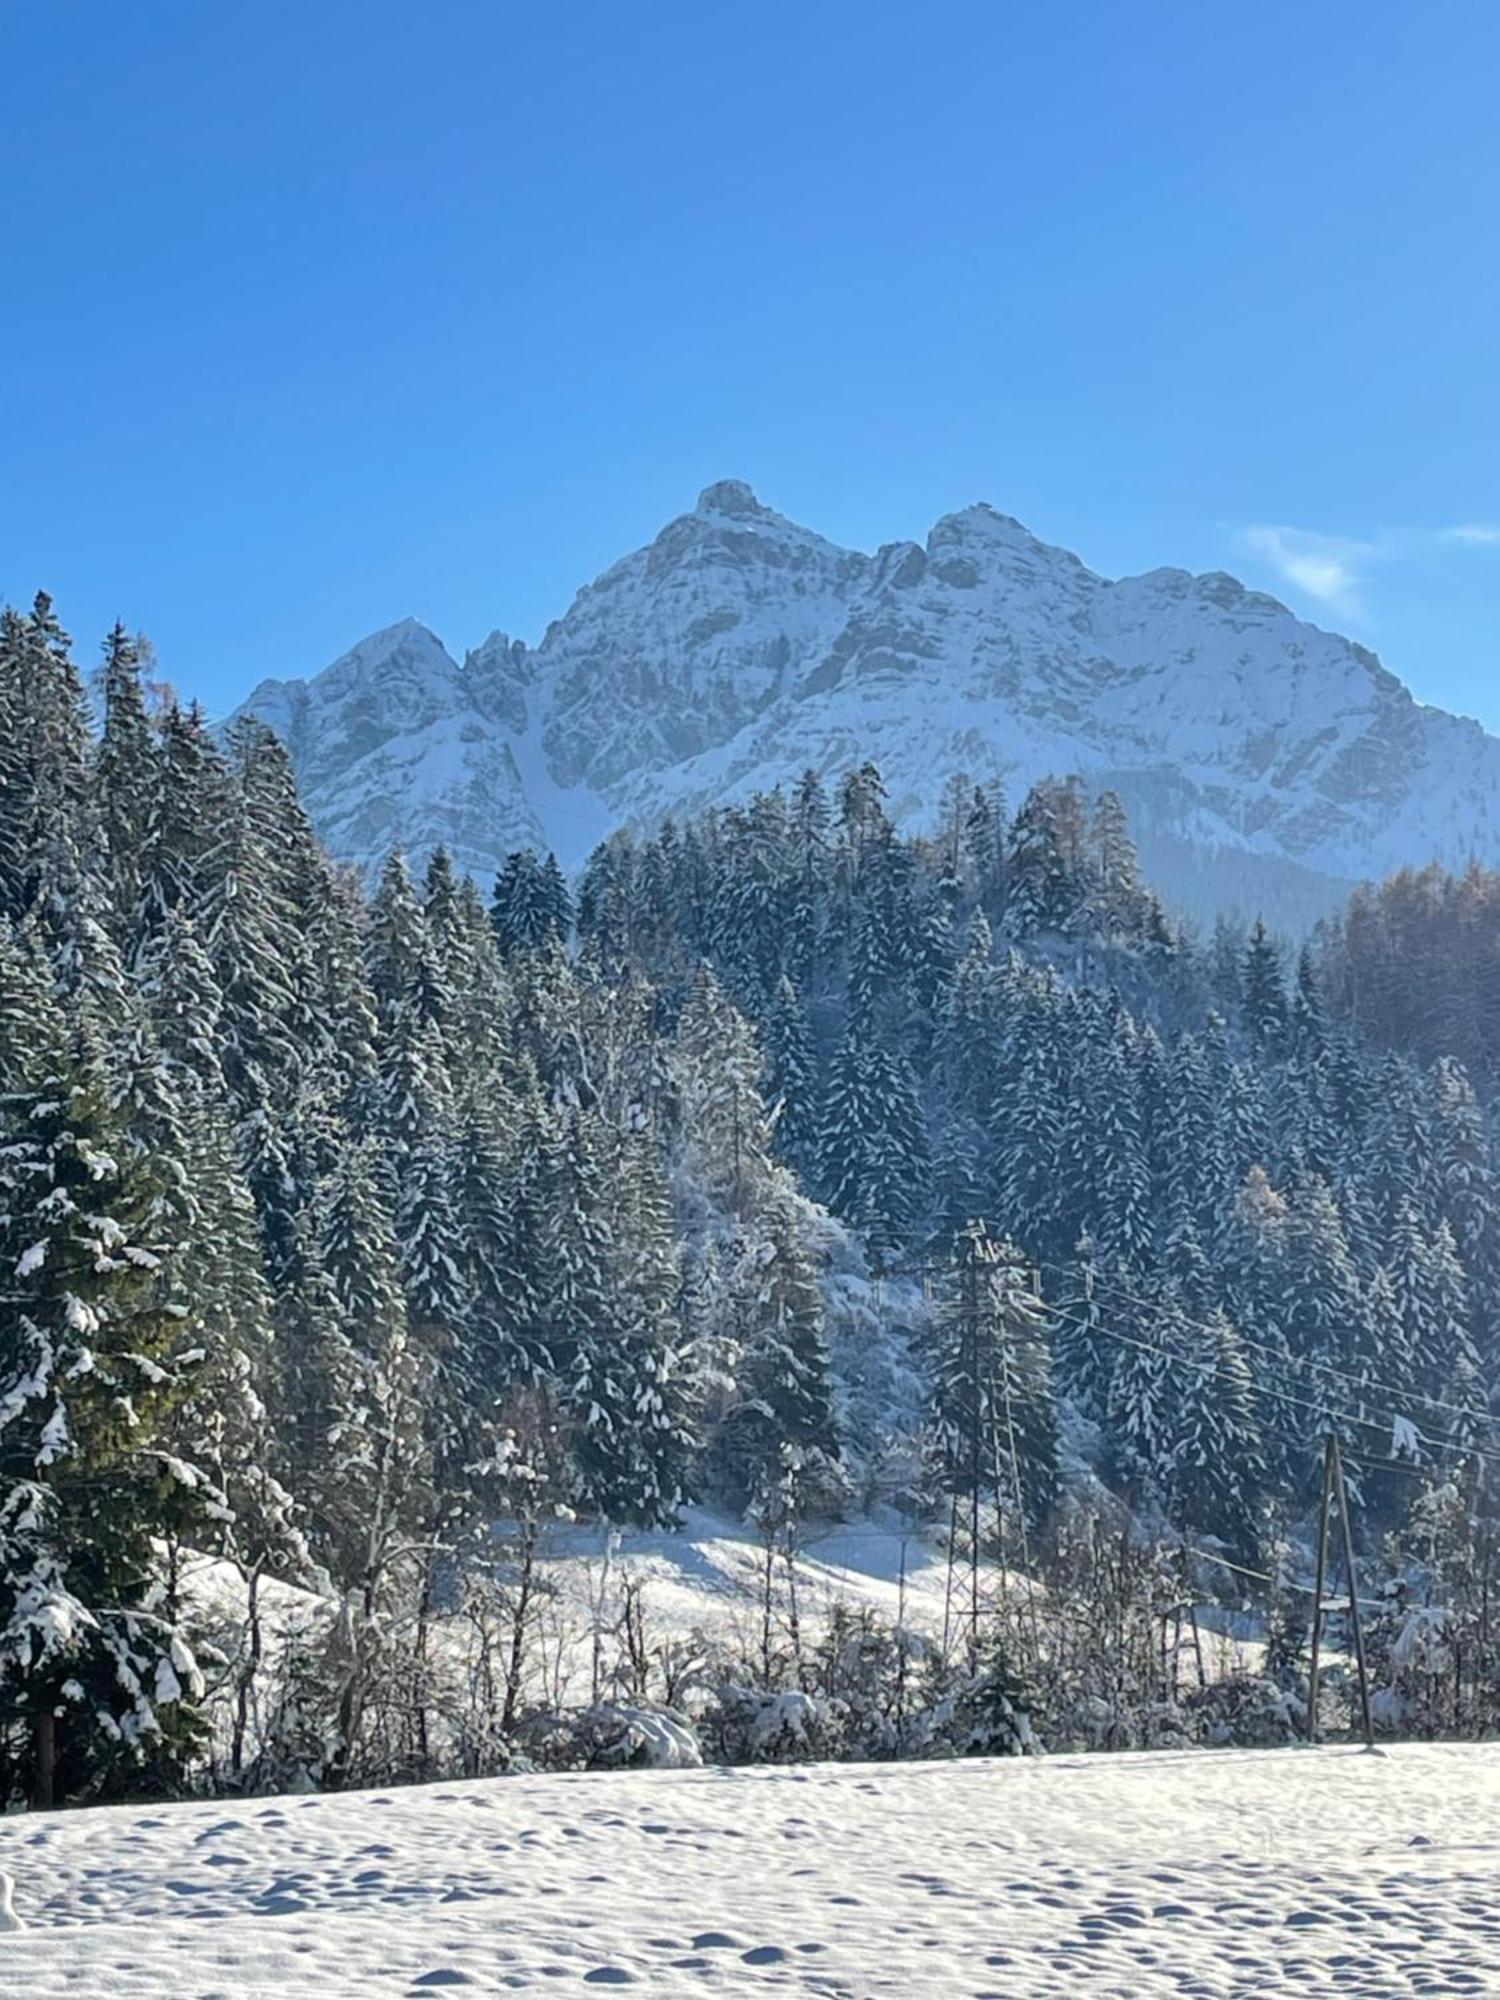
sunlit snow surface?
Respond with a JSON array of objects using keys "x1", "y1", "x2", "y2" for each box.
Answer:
[{"x1": 5, "y1": 1743, "x2": 1498, "y2": 1996}]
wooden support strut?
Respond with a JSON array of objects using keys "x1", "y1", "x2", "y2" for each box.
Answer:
[
  {"x1": 1307, "y1": 1434, "x2": 1334, "y2": 1744},
  {"x1": 1329, "y1": 1433, "x2": 1378, "y2": 1753},
  {"x1": 1307, "y1": 1430, "x2": 1378, "y2": 1752}
]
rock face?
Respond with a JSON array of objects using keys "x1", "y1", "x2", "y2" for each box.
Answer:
[{"x1": 233, "y1": 483, "x2": 1500, "y2": 922}]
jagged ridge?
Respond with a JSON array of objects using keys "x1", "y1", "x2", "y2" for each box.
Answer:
[{"x1": 234, "y1": 483, "x2": 1500, "y2": 923}]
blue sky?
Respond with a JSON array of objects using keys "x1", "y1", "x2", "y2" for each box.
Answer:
[{"x1": 3, "y1": 1, "x2": 1498, "y2": 723}]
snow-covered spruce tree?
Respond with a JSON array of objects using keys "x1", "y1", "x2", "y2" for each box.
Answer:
[
  {"x1": 1087, "y1": 789, "x2": 1145, "y2": 939},
  {"x1": 1101, "y1": 1274, "x2": 1179, "y2": 1506},
  {"x1": 0, "y1": 1020, "x2": 209, "y2": 1806},
  {"x1": 575, "y1": 832, "x2": 640, "y2": 978},
  {"x1": 1170, "y1": 1306, "x2": 1266, "y2": 1560},
  {"x1": 535, "y1": 1107, "x2": 618, "y2": 1494},
  {"x1": 129, "y1": 700, "x2": 222, "y2": 959},
  {"x1": 312, "y1": 1133, "x2": 431, "y2": 1786},
  {"x1": 1242, "y1": 919, "x2": 1289, "y2": 1051},
  {"x1": 1050, "y1": 1232, "x2": 1111, "y2": 1421},
  {"x1": 763, "y1": 974, "x2": 819, "y2": 1179},
  {"x1": 492, "y1": 848, "x2": 570, "y2": 958},
  {"x1": 725, "y1": 1189, "x2": 840, "y2": 1527},
  {"x1": 1080, "y1": 1018, "x2": 1155, "y2": 1271},
  {"x1": 1274, "y1": 1169, "x2": 1370, "y2": 1493},
  {"x1": 366, "y1": 851, "x2": 434, "y2": 1034},
  {"x1": 990, "y1": 980, "x2": 1065, "y2": 1256},
  {"x1": 430, "y1": 862, "x2": 514, "y2": 1091},
  {"x1": 816, "y1": 1025, "x2": 928, "y2": 1267},
  {"x1": 578, "y1": 1129, "x2": 694, "y2": 1527},
  {"x1": 934, "y1": 908, "x2": 1004, "y2": 1127},
  {"x1": 453, "y1": 1085, "x2": 536, "y2": 1402},
  {"x1": 672, "y1": 964, "x2": 778, "y2": 1221},
  {"x1": 0, "y1": 919, "x2": 61, "y2": 1090},
  {"x1": 194, "y1": 719, "x2": 314, "y2": 1268},
  {"x1": 964, "y1": 777, "x2": 1010, "y2": 916},
  {"x1": 0, "y1": 595, "x2": 97, "y2": 936},
  {"x1": 92, "y1": 623, "x2": 158, "y2": 940},
  {"x1": 99, "y1": 978, "x2": 281, "y2": 1540},
  {"x1": 1004, "y1": 776, "x2": 1087, "y2": 938},
  {"x1": 313, "y1": 1134, "x2": 426, "y2": 1574}
]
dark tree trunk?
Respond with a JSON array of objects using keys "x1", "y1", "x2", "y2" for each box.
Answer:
[{"x1": 32, "y1": 1707, "x2": 56, "y2": 1811}]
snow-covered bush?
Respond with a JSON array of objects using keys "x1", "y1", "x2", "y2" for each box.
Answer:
[
  {"x1": 703, "y1": 1682, "x2": 851, "y2": 1763},
  {"x1": 1184, "y1": 1675, "x2": 1302, "y2": 1748},
  {"x1": 522, "y1": 1701, "x2": 702, "y2": 1771}
]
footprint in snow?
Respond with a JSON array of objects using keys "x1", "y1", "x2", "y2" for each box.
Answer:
[{"x1": 0, "y1": 1870, "x2": 19, "y2": 1932}]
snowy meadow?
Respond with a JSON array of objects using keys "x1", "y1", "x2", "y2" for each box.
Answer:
[{"x1": 3, "y1": 1742, "x2": 1496, "y2": 1997}]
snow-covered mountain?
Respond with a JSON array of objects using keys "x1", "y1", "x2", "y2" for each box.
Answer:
[{"x1": 234, "y1": 481, "x2": 1500, "y2": 922}]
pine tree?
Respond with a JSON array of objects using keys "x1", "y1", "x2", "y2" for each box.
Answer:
[
  {"x1": 1171, "y1": 1307, "x2": 1265, "y2": 1557},
  {"x1": 493, "y1": 849, "x2": 570, "y2": 957},
  {"x1": 313, "y1": 1135, "x2": 427, "y2": 1584},
  {"x1": 578, "y1": 1131, "x2": 693, "y2": 1526},
  {"x1": 1242, "y1": 919, "x2": 1288, "y2": 1050},
  {"x1": 93, "y1": 623, "x2": 158, "y2": 935},
  {"x1": 764, "y1": 974, "x2": 819, "y2": 1176},
  {"x1": 454, "y1": 1088, "x2": 536, "y2": 1400},
  {"x1": 1050, "y1": 1233, "x2": 1112, "y2": 1420},
  {"x1": 1102, "y1": 1274, "x2": 1179, "y2": 1502},
  {"x1": 0, "y1": 1028, "x2": 209, "y2": 1805},
  {"x1": 131, "y1": 702, "x2": 222, "y2": 957},
  {"x1": 817, "y1": 1025, "x2": 928, "y2": 1263},
  {"x1": 0, "y1": 594, "x2": 96, "y2": 936},
  {"x1": 726, "y1": 1190, "x2": 840, "y2": 1523}
]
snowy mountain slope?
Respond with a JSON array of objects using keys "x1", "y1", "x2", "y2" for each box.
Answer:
[
  {"x1": 6, "y1": 1743, "x2": 1496, "y2": 1995},
  {"x1": 234, "y1": 483, "x2": 1500, "y2": 919}
]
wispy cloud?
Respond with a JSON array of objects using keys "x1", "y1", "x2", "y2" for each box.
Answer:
[
  {"x1": 1240, "y1": 525, "x2": 1378, "y2": 614},
  {"x1": 1238, "y1": 520, "x2": 1500, "y2": 620}
]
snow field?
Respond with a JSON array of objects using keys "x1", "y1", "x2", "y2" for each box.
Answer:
[{"x1": 3, "y1": 1742, "x2": 1497, "y2": 1997}]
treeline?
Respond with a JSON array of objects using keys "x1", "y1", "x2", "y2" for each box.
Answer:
[
  {"x1": 573, "y1": 761, "x2": 1500, "y2": 1539},
  {"x1": 3, "y1": 594, "x2": 1500, "y2": 1805},
  {"x1": 1317, "y1": 860, "x2": 1500, "y2": 1094},
  {"x1": 0, "y1": 599, "x2": 843, "y2": 1805}
]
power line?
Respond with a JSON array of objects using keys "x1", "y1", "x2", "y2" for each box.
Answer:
[
  {"x1": 1033, "y1": 1254, "x2": 1500, "y2": 1446},
  {"x1": 1034, "y1": 1285, "x2": 1500, "y2": 1482},
  {"x1": 901, "y1": 1242, "x2": 1500, "y2": 1467},
  {"x1": 1185, "y1": 1541, "x2": 1383, "y2": 1608}
]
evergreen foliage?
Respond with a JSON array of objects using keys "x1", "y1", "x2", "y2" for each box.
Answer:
[{"x1": 7, "y1": 594, "x2": 1500, "y2": 1793}]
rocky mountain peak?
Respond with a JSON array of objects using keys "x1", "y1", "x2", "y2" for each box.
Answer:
[
  {"x1": 232, "y1": 489, "x2": 1500, "y2": 927},
  {"x1": 695, "y1": 478, "x2": 770, "y2": 518}
]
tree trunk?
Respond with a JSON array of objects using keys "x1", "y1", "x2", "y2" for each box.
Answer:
[
  {"x1": 232, "y1": 1564, "x2": 264, "y2": 1783},
  {"x1": 32, "y1": 1706, "x2": 56, "y2": 1812},
  {"x1": 502, "y1": 1517, "x2": 537, "y2": 1737}
]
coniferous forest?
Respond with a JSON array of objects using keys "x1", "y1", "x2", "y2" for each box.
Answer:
[{"x1": 5, "y1": 593, "x2": 1500, "y2": 1807}]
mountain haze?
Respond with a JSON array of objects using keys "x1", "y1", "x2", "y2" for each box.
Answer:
[{"x1": 235, "y1": 483, "x2": 1500, "y2": 922}]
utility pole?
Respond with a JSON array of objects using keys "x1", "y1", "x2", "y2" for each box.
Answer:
[
  {"x1": 1307, "y1": 1430, "x2": 1377, "y2": 1751},
  {"x1": 1307, "y1": 1435, "x2": 1334, "y2": 1743},
  {"x1": 1330, "y1": 1433, "x2": 1377, "y2": 1752}
]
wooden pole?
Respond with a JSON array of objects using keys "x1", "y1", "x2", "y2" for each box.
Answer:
[
  {"x1": 1307, "y1": 1433, "x2": 1335, "y2": 1744},
  {"x1": 1329, "y1": 1434, "x2": 1377, "y2": 1752}
]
